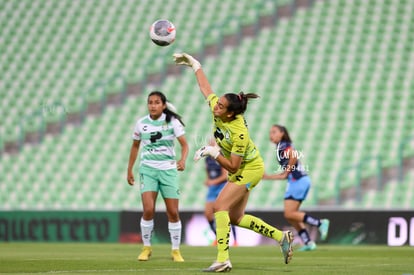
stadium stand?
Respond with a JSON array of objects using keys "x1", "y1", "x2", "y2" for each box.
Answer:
[
  {"x1": 0, "y1": 0, "x2": 413, "y2": 210},
  {"x1": 0, "y1": 0, "x2": 272, "y2": 151},
  {"x1": 356, "y1": 170, "x2": 414, "y2": 209}
]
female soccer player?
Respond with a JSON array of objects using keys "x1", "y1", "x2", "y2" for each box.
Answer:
[
  {"x1": 204, "y1": 139, "x2": 237, "y2": 246},
  {"x1": 263, "y1": 124, "x2": 330, "y2": 251},
  {"x1": 174, "y1": 53, "x2": 293, "y2": 272},
  {"x1": 127, "y1": 91, "x2": 189, "y2": 262}
]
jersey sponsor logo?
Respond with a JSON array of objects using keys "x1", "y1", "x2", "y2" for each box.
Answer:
[
  {"x1": 150, "y1": 131, "x2": 162, "y2": 143},
  {"x1": 148, "y1": 148, "x2": 168, "y2": 153},
  {"x1": 214, "y1": 128, "x2": 224, "y2": 140}
]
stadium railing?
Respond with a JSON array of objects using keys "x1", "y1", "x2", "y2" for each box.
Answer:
[
  {"x1": 398, "y1": 135, "x2": 414, "y2": 182},
  {"x1": 336, "y1": 135, "x2": 414, "y2": 204},
  {"x1": 335, "y1": 155, "x2": 382, "y2": 204}
]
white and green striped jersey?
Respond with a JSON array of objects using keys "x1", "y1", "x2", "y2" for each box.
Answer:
[{"x1": 132, "y1": 113, "x2": 185, "y2": 170}]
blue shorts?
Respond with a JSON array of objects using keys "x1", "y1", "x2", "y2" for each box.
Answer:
[
  {"x1": 284, "y1": 175, "x2": 311, "y2": 202},
  {"x1": 206, "y1": 182, "x2": 227, "y2": 202}
]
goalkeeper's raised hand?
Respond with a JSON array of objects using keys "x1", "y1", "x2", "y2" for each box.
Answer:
[
  {"x1": 194, "y1": 145, "x2": 220, "y2": 162},
  {"x1": 173, "y1": 53, "x2": 201, "y2": 72}
]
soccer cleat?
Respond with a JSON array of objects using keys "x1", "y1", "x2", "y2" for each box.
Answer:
[
  {"x1": 319, "y1": 219, "x2": 330, "y2": 241},
  {"x1": 280, "y1": 231, "x2": 294, "y2": 264},
  {"x1": 202, "y1": 260, "x2": 232, "y2": 272},
  {"x1": 297, "y1": 241, "x2": 317, "y2": 252},
  {"x1": 137, "y1": 246, "x2": 152, "y2": 261},
  {"x1": 171, "y1": 249, "x2": 185, "y2": 262}
]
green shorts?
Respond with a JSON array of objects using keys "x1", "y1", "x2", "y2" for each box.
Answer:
[{"x1": 139, "y1": 165, "x2": 180, "y2": 199}]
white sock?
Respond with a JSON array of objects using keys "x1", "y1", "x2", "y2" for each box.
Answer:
[
  {"x1": 140, "y1": 218, "x2": 154, "y2": 247},
  {"x1": 168, "y1": 221, "x2": 182, "y2": 250}
]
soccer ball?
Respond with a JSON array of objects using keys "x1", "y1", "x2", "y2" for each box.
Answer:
[{"x1": 149, "y1": 19, "x2": 176, "y2": 47}]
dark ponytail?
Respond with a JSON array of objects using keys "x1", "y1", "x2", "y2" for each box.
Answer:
[
  {"x1": 148, "y1": 91, "x2": 185, "y2": 126},
  {"x1": 224, "y1": 91, "x2": 260, "y2": 117},
  {"x1": 164, "y1": 104, "x2": 185, "y2": 126}
]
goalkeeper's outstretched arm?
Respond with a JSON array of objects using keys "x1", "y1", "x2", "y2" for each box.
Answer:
[
  {"x1": 173, "y1": 53, "x2": 213, "y2": 99},
  {"x1": 194, "y1": 68, "x2": 213, "y2": 99}
]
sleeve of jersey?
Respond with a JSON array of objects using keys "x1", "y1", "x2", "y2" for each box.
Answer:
[
  {"x1": 172, "y1": 118, "x2": 185, "y2": 137},
  {"x1": 132, "y1": 121, "x2": 141, "y2": 140},
  {"x1": 231, "y1": 126, "x2": 249, "y2": 157},
  {"x1": 206, "y1": 93, "x2": 218, "y2": 113},
  {"x1": 280, "y1": 141, "x2": 292, "y2": 152}
]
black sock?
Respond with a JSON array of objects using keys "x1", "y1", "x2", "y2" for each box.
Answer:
[
  {"x1": 208, "y1": 220, "x2": 216, "y2": 235},
  {"x1": 231, "y1": 224, "x2": 237, "y2": 241},
  {"x1": 303, "y1": 214, "x2": 321, "y2": 227},
  {"x1": 298, "y1": 229, "x2": 311, "y2": 245}
]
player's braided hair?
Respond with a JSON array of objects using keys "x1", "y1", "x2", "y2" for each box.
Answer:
[
  {"x1": 148, "y1": 91, "x2": 185, "y2": 126},
  {"x1": 224, "y1": 91, "x2": 260, "y2": 117}
]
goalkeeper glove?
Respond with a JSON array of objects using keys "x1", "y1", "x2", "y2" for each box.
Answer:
[
  {"x1": 173, "y1": 53, "x2": 201, "y2": 72},
  {"x1": 194, "y1": 146, "x2": 220, "y2": 162}
]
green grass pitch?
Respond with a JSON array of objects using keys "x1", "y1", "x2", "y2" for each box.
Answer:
[{"x1": 0, "y1": 244, "x2": 413, "y2": 274}]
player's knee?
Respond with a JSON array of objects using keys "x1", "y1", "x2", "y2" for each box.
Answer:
[
  {"x1": 166, "y1": 209, "x2": 180, "y2": 221},
  {"x1": 284, "y1": 211, "x2": 295, "y2": 220},
  {"x1": 142, "y1": 210, "x2": 155, "y2": 220}
]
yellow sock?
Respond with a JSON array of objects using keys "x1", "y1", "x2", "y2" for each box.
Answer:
[
  {"x1": 238, "y1": 214, "x2": 283, "y2": 242},
  {"x1": 215, "y1": 211, "x2": 231, "y2": 262}
]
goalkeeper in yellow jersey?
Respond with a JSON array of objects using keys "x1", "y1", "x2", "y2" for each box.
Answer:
[{"x1": 174, "y1": 53, "x2": 294, "y2": 272}]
